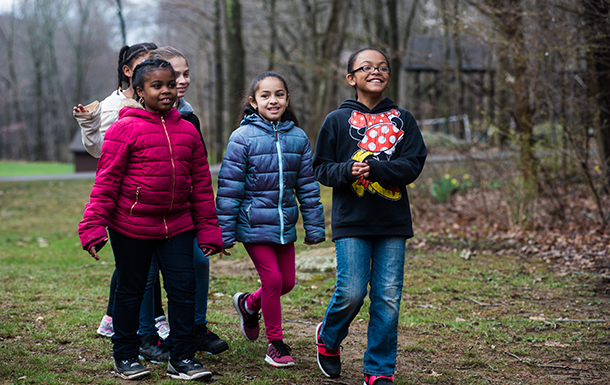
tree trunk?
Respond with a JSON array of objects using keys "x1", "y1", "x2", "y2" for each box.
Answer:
[
  {"x1": 583, "y1": 0, "x2": 610, "y2": 192},
  {"x1": 116, "y1": 0, "x2": 127, "y2": 45},
  {"x1": 267, "y1": 0, "x2": 277, "y2": 70},
  {"x1": 214, "y1": 0, "x2": 225, "y2": 164},
  {"x1": 223, "y1": 0, "x2": 245, "y2": 129},
  {"x1": 386, "y1": 0, "x2": 400, "y2": 103},
  {"x1": 4, "y1": 6, "x2": 30, "y2": 160},
  {"x1": 307, "y1": 0, "x2": 349, "y2": 147}
]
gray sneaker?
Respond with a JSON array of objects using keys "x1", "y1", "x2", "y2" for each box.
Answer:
[
  {"x1": 113, "y1": 357, "x2": 150, "y2": 380},
  {"x1": 167, "y1": 357, "x2": 212, "y2": 380},
  {"x1": 138, "y1": 334, "x2": 169, "y2": 363}
]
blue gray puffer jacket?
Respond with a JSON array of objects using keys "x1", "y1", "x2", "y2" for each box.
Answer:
[{"x1": 216, "y1": 113, "x2": 325, "y2": 248}]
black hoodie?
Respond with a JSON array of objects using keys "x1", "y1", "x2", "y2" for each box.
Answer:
[{"x1": 313, "y1": 97, "x2": 427, "y2": 241}]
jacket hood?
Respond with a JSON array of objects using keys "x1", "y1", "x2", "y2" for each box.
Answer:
[
  {"x1": 338, "y1": 97, "x2": 399, "y2": 114},
  {"x1": 240, "y1": 110, "x2": 295, "y2": 132}
]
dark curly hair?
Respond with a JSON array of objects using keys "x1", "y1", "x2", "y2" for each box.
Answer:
[{"x1": 131, "y1": 59, "x2": 176, "y2": 95}]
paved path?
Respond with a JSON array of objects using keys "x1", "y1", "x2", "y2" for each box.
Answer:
[{"x1": 0, "y1": 153, "x2": 514, "y2": 183}]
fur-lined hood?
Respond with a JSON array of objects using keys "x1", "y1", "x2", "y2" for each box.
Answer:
[{"x1": 120, "y1": 98, "x2": 145, "y2": 110}]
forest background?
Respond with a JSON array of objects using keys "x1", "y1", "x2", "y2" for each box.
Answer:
[{"x1": 1, "y1": 1, "x2": 610, "y2": 383}]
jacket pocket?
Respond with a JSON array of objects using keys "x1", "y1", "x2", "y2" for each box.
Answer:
[{"x1": 130, "y1": 186, "x2": 141, "y2": 216}]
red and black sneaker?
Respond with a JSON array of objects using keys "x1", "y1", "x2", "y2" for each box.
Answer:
[
  {"x1": 315, "y1": 322, "x2": 341, "y2": 378},
  {"x1": 233, "y1": 292, "x2": 261, "y2": 341},
  {"x1": 364, "y1": 374, "x2": 395, "y2": 385}
]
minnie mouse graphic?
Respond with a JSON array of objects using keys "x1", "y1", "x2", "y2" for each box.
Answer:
[{"x1": 348, "y1": 109, "x2": 404, "y2": 200}]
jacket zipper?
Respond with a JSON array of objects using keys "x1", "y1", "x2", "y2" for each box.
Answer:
[
  {"x1": 130, "y1": 186, "x2": 141, "y2": 216},
  {"x1": 161, "y1": 114, "x2": 175, "y2": 238},
  {"x1": 274, "y1": 122, "x2": 285, "y2": 244}
]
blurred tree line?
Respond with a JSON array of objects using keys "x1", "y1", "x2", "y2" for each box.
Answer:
[{"x1": 0, "y1": 0, "x2": 609, "y2": 222}]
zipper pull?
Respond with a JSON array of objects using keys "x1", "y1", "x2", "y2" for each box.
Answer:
[{"x1": 274, "y1": 122, "x2": 278, "y2": 141}]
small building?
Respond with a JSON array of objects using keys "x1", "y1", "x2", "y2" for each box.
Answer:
[
  {"x1": 402, "y1": 34, "x2": 494, "y2": 140},
  {"x1": 69, "y1": 130, "x2": 98, "y2": 172}
]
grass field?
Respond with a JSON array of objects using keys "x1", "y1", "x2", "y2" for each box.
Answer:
[
  {"x1": 0, "y1": 161, "x2": 74, "y2": 177},
  {"x1": 0, "y1": 178, "x2": 608, "y2": 384}
]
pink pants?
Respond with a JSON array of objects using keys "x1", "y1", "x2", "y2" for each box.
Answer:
[{"x1": 244, "y1": 243, "x2": 295, "y2": 343}]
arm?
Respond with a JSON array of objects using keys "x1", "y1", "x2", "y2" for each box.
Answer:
[
  {"x1": 295, "y1": 138, "x2": 326, "y2": 244},
  {"x1": 189, "y1": 138, "x2": 223, "y2": 255},
  {"x1": 78, "y1": 121, "x2": 130, "y2": 253},
  {"x1": 366, "y1": 114, "x2": 427, "y2": 186},
  {"x1": 73, "y1": 92, "x2": 123, "y2": 158},
  {"x1": 313, "y1": 116, "x2": 358, "y2": 187},
  {"x1": 215, "y1": 132, "x2": 248, "y2": 249},
  {"x1": 73, "y1": 101, "x2": 103, "y2": 158}
]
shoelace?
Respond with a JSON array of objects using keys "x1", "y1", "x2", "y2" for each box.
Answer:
[
  {"x1": 244, "y1": 311, "x2": 261, "y2": 328},
  {"x1": 272, "y1": 341, "x2": 292, "y2": 357},
  {"x1": 317, "y1": 341, "x2": 341, "y2": 356},
  {"x1": 181, "y1": 358, "x2": 201, "y2": 367},
  {"x1": 122, "y1": 359, "x2": 139, "y2": 368}
]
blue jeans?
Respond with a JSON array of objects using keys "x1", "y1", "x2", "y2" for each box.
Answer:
[
  {"x1": 319, "y1": 237, "x2": 406, "y2": 377},
  {"x1": 192, "y1": 237, "x2": 210, "y2": 326},
  {"x1": 109, "y1": 229, "x2": 197, "y2": 360}
]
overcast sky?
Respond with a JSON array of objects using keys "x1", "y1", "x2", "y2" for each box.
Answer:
[{"x1": 0, "y1": 0, "x2": 13, "y2": 13}]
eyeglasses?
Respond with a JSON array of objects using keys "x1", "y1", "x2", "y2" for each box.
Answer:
[{"x1": 350, "y1": 65, "x2": 391, "y2": 74}]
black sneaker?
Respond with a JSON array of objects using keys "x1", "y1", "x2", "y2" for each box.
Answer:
[
  {"x1": 316, "y1": 322, "x2": 341, "y2": 378},
  {"x1": 167, "y1": 357, "x2": 212, "y2": 380},
  {"x1": 194, "y1": 324, "x2": 229, "y2": 354},
  {"x1": 114, "y1": 357, "x2": 150, "y2": 380},
  {"x1": 138, "y1": 334, "x2": 169, "y2": 363}
]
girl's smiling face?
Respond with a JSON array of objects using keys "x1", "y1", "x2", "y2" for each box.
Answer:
[
  {"x1": 169, "y1": 57, "x2": 190, "y2": 99},
  {"x1": 249, "y1": 76, "x2": 289, "y2": 122},
  {"x1": 136, "y1": 68, "x2": 177, "y2": 113},
  {"x1": 346, "y1": 49, "x2": 391, "y2": 98}
]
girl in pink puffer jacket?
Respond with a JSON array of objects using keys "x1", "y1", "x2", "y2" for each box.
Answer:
[{"x1": 78, "y1": 59, "x2": 221, "y2": 381}]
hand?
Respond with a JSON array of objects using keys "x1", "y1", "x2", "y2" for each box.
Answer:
[
  {"x1": 351, "y1": 161, "x2": 370, "y2": 179},
  {"x1": 88, "y1": 238, "x2": 108, "y2": 261},
  {"x1": 202, "y1": 248, "x2": 214, "y2": 257},
  {"x1": 220, "y1": 244, "x2": 235, "y2": 258},
  {"x1": 73, "y1": 104, "x2": 89, "y2": 114}
]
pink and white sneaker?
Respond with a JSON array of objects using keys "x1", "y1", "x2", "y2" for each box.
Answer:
[
  {"x1": 265, "y1": 340, "x2": 296, "y2": 367},
  {"x1": 97, "y1": 315, "x2": 114, "y2": 337}
]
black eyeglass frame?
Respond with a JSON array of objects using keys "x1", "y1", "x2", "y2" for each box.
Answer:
[{"x1": 349, "y1": 65, "x2": 391, "y2": 74}]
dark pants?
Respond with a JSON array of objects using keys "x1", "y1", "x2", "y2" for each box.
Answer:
[
  {"x1": 108, "y1": 229, "x2": 197, "y2": 360},
  {"x1": 106, "y1": 267, "x2": 163, "y2": 318}
]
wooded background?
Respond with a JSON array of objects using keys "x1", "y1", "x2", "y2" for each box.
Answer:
[{"x1": 1, "y1": 0, "x2": 609, "y2": 208}]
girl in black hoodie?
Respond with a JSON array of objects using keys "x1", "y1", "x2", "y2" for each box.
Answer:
[{"x1": 312, "y1": 48, "x2": 427, "y2": 385}]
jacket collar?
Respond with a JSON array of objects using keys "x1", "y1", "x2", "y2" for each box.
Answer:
[
  {"x1": 118, "y1": 98, "x2": 181, "y2": 123},
  {"x1": 241, "y1": 112, "x2": 294, "y2": 133}
]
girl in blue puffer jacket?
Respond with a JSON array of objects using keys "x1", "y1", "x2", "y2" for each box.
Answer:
[{"x1": 217, "y1": 71, "x2": 325, "y2": 367}]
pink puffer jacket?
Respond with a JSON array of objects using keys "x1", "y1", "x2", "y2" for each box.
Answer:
[{"x1": 78, "y1": 101, "x2": 222, "y2": 254}]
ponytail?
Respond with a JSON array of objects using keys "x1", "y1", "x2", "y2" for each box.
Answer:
[{"x1": 117, "y1": 42, "x2": 158, "y2": 91}]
